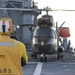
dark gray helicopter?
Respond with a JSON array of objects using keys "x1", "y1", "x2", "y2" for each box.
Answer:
[{"x1": 29, "y1": 7, "x2": 65, "y2": 62}]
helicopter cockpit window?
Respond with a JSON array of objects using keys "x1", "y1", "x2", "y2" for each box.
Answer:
[
  {"x1": 50, "y1": 29, "x2": 55, "y2": 38},
  {"x1": 33, "y1": 28, "x2": 49, "y2": 36},
  {"x1": 33, "y1": 28, "x2": 55, "y2": 38},
  {"x1": 39, "y1": 29, "x2": 49, "y2": 36}
]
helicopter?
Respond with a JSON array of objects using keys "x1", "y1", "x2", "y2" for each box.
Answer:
[
  {"x1": 29, "y1": 7, "x2": 65, "y2": 62},
  {"x1": 0, "y1": 7, "x2": 74, "y2": 62}
]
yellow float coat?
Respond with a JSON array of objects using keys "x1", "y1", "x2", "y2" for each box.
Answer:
[{"x1": 0, "y1": 35, "x2": 28, "y2": 75}]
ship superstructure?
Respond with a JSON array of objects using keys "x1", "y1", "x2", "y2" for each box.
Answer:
[{"x1": 0, "y1": 0, "x2": 39, "y2": 49}]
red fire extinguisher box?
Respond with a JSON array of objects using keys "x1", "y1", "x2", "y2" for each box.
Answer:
[{"x1": 59, "y1": 27, "x2": 70, "y2": 37}]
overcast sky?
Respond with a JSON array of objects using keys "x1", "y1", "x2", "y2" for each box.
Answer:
[{"x1": 35, "y1": 0, "x2": 75, "y2": 46}]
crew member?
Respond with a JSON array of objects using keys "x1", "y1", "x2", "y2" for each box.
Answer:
[{"x1": 0, "y1": 17, "x2": 28, "y2": 75}]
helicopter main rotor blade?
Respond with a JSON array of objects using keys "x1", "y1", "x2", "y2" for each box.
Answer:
[
  {"x1": 0, "y1": 8, "x2": 75, "y2": 12},
  {"x1": 50, "y1": 9, "x2": 75, "y2": 11},
  {"x1": 38, "y1": 9, "x2": 75, "y2": 11},
  {"x1": 0, "y1": 8, "x2": 35, "y2": 11}
]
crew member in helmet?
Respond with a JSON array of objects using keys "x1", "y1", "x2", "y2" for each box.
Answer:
[{"x1": 0, "y1": 17, "x2": 28, "y2": 75}]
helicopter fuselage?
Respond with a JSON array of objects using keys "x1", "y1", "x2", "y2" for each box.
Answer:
[{"x1": 32, "y1": 26, "x2": 57, "y2": 54}]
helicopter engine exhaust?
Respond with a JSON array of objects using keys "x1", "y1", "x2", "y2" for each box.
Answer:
[{"x1": 37, "y1": 17, "x2": 53, "y2": 26}]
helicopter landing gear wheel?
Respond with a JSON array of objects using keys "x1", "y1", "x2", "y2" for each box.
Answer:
[
  {"x1": 57, "y1": 54, "x2": 60, "y2": 59},
  {"x1": 44, "y1": 56, "x2": 47, "y2": 62},
  {"x1": 40, "y1": 57, "x2": 43, "y2": 62},
  {"x1": 31, "y1": 53, "x2": 37, "y2": 59},
  {"x1": 31, "y1": 53, "x2": 34, "y2": 57},
  {"x1": 40, "y1": 54, "x2": 47, "y2": 62},
  {"x1": 34, "y1": 54, "x2": 37, "y2": 59},
  {"x1": 57, "y1": 53, "x2": 64, "y2": 59},
  {"x1": 61, "y1": 54, "x2": 64, "y2": 58}
]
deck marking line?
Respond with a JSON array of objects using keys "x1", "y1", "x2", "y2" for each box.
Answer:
[
  {"x1": 27, "y1": 62, "x2": 39, "y2": 64},
  {"x1": 33, "y1": 62, "x2": 43, "y2": 75}
]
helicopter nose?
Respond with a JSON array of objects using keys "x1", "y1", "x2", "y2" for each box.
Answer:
[
  {"x1": 47, "y1": 44, "x2": 55, "y2": 50},
  {"x1": 39, "y1": 44, "x2": 55, "y2": 54},
  {"x1": 47, "y1": 38, "x2": 55, "y2": 45}
]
